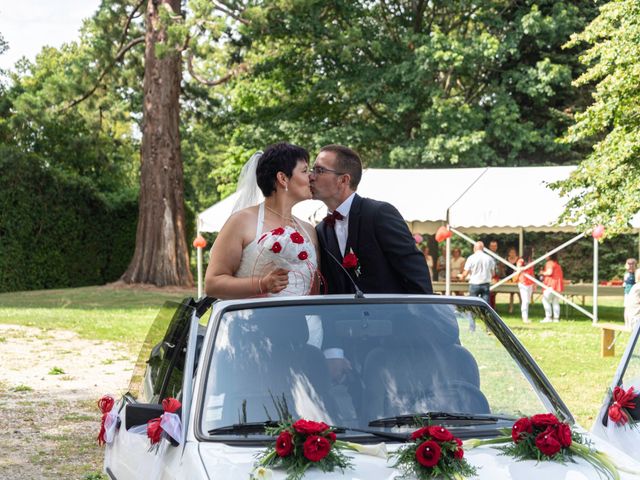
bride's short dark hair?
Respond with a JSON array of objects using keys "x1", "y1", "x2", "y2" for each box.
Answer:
[{"x1": 256, "y1": 142, "x2": 309, "y2": 196}]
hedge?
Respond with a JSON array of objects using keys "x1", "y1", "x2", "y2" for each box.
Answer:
[{"x1": 0, "y1": 146, "x2": 138, "y2": 293}]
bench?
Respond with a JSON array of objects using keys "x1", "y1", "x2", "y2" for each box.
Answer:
[{"x1": 594, "y1": 322, "x2": 631, "y2": 357}]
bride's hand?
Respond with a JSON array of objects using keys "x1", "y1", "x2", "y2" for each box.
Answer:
[{"x1": 260, "y1": 268, "x2": 289, "y2": 294}]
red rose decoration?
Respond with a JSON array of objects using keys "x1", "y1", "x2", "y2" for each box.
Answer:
[
  {"x1": 271, "y1": 227, "x2": 285, "y2": 235},
  {"x1": 556, "y1": 423, "x2": 572, "y2": 447},
  {"x1": 162, "y1": 397, "x2": 181, "y2": 414},
  {"x1": 609, "y1": 403, "x2": 624, "y2": 424},
  {"x1": 531, "y1": 413, "x2": 560, "y2": 428},
  {"x1": 535, "y1": 427, "x2": 562, "y2": 456},
  {"x1": 271, "y1": 242, "x2": 282, "y2": 253},
  {"x1": 293, "y1": 419, "x2": 330, "y2": 435},
  {"x1": 303, "y1": 435, "x2": 331, "y2": 462},
  {"x1": 511, "y1": 417, "x2": 533, "y2": 443},
  {"x1": 415, "y1": 440, "x2": 441, "y2": 467},
  {"x1": 410, "y1": 426, "x2": 431, "y2": 440},
  {"x1": 276, "y1": 430, "x2": 294, "y2": 457},
  {"x1": 326, "y1": 431, "x2": 337, "y2": 443},
  {"x1": 290, "y1": 232, "x2": 304, "y2": 244},
  {"x1": 147, "y1": 417, "x2": 163, "y2": 445},
  {"x1": 342, "y1": 252, "x2": 358, "y2": 269},
  {"x1": 454, "y1": 437, "x2": 464, "y2": 459},
  {"x1": 428, "y1": 425, "x2": 454, "y2": 442},
  {"x1": 298, "y1": 251, "x2": 308, "y2": 260}
]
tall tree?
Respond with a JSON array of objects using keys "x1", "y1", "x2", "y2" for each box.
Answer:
[{"x1": 553, "y1": 0, "x2": 640, "y2": 235}]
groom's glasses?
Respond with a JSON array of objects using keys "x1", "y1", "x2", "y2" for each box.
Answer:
[{"x1": 310, "y1": 166, "x2": 345, "y2": 175}]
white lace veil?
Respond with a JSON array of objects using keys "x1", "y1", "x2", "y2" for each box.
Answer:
[{"x1": 231, "y1": 151, "x2": 265, "y2": 214}]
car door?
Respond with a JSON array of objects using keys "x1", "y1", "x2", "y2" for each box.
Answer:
[
  {"x1": 104, "y1": 299, "x2": 198, "y2": 480},
  {"x1": 592, "y1": 321, "x2": 640, "y2": 458}
]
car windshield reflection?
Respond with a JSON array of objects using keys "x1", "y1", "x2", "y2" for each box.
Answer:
[{"x1": 200, "y1": 301, "x2": 547, "y2": 438}]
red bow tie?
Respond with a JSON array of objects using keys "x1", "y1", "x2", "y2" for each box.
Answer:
[{"x1": 324, "y1": 210, "x2": 344, "y2": 227}]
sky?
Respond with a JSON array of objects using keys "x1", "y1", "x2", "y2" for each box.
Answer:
[{"x1": 0, "y1": 0, "x2": 101, "y2": 71}]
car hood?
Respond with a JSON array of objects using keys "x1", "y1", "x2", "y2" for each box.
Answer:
[{"x1": 198, "y1": 437, "x2": 640, "y2": 479}]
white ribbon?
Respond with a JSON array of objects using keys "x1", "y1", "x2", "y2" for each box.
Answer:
[
  {"x1": 103, "y1": 409, "x2": 119, "y2": 444},
  {"x1": 160, "y1": 412, "x2": 182, "y2": 444}
]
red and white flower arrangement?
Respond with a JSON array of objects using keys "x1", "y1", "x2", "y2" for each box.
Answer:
[
  {"x1": 255, "y1": 418, "x2": 352, "y2": 480},
  {"x1": 258, "y1": 226, "x2": 311, "y2": 269},
  {"x1": 97, "y1": 395, "x2": 119, "y2": 446},
  {"x1": 466, "y1": 413, "x2": 620, "y2": 479},
  {"x1": 146, "y1": 397, "x2": 182, "y2": 447},
  {"x1": 391, "y1": 424, "x2": 476, "y2": 479},
  {"x1": 608, "y1": 386, "x2": 639, "y2": 427}
]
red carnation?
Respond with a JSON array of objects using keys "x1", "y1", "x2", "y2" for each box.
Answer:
[
  {"x1": 454, "y1": 437, "x2": 464, "y2": 459},
  {"x1": 410, "y1": 426, "x2": 431, "y2": 440},
  {"x1": 415, "y1": 440, "x2": 441, "y2": 468},
  {"x1": 162, "y1": 397, "x2": 181, "y2": 413},
  {"x1": 275, "y1": 430, "x2": 293, "y2": 457},
  {"x1": 303, "y1": 435, "x2": 331, "y2": 462},
  {"x1": 290, "y1": 232, "x2": 304, "y2": 244},
  {"x1": 535, "y1": 427, "x2": 562, "y2": 456},
  {"x1": 271, "y1": 242, "x2": 282, "y2": 253},
  {"x1": 342, "y1": 251, "x2": 358, "y2": 269},
  {"x1": 147, "y1": 417, "x2": 163, "y2": 445},
  {"x1": 511, "y1": 417, "x2": 533, "y2": 443},
  {"x1": 271, "y1": 227, "x2": 285, "y2": 235},
  {"x1": 298, "y1": 251, "x2": 308, "y2": 261},
  {"x1": 531, "y1": 413, "x2": 560, "y2": 428},
  {"x1": 556, "y1": 423, "x2": 572, "y2": 447},
  {"x1": 428, "y1": 425, "x2": 454, "y2": 442},
  {"x1": 293, "y1": 419, "x2": 330, "y2": 435},
  {"x1": 326, "y1": 431, "x2": 337, "y2": 443}
]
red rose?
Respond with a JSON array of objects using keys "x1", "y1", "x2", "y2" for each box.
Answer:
[
  {"x1": 271, "y1": 242, "x2": 282, "y2": 253},
  {"x1": 298, "y1": 251, "x2": 308, "y2": 260},
  {"x1": 162, "y1": 397, "x2": 181, "y2": 414},
  {"x1": 342, "y1": 252, "x2": 358, "y2": 269},
  {"x1": 275, "y1": 430, "x2": 294, "y2": 457},
  {"x1": 326, "y1": 431, "x2": 337, "y2": 443},
  {"x1": 531, "y1": 413, "x2": 560, "y2": 428},
  {"x1": 410, "y1": 426, "x2": 431, "y2": 440},
  {"x1": 511, "y1": 417, "x2": 533, "y2": 443},
  {"x1": 608, "y1": 403, "x2": 625, "y2": 424},
  {"x1": 147, "y1": 417, "x2": 163, "y2": 445},
  {"x1": 415, "y1": 440, "x2": 441, "y2": 468},
  {"x1": 303, "y1": 435, "x2": 331, "y2": 462},
  {"x1": 556, "y1": 423, "x2": 572, "y2": 447},
  {"x1": 290, "y1": 232, "x2": 304, "y2": 244},
  {"x1": 293, "y1": 419, "x2": 330, "y2": 435},
  {"x1": 428, "y1": 425, "x2": 454, "y2": 442},
  {"x1": 271, "y1": 227, "x2": 285, "y2": 235},
  {"x1": 535, "y1": 427, "x2": 562, "y2": 456},
  {"x1": 454, "y1": 437, "x2": 464, "y2": 460}
]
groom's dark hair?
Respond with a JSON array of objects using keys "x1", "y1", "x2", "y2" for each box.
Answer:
[
  {"x1": 319, "y1": 144, "x2": 362, "y2": 189},
  {"x1": 257, "y1": 142, "x2": 309, "y2": 196}
]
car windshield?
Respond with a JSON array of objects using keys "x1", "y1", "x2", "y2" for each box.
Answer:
[{"x1": 200, "y1": 299, "x2": 552, "y2": 439}]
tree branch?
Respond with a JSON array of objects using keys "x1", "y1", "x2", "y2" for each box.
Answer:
[
  {"x1": 118, "y1": 0, "x2": 146, "y2": 52},
  {"x1": 187, "y1": 51, "x2": 247, "y2": 86},
  {"x1": 213, "y1": 1, "x2": 249, "y2": 25}
]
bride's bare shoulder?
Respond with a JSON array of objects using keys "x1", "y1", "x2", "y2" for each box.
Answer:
[
  {"x1": 221, "y1": 205, "x2": 259, "y2": 234},
  {"x1": 294, "y1": 218, "x2": 318, "y2": 240}
]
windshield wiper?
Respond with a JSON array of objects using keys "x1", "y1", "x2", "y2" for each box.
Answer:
[
  {"x1": 208, "y1": 421, "x2": 280, "y2": 435},
  {"x1": 334, "y1": 426, "x2": 408, "y2": 441},
  {"x1": 368, "y1": 412, "x2": 515, "y2": 428}
]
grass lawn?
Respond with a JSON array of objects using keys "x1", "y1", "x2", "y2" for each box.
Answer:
[{"x1": 0, "y1": 286, "x2": 630, "y2": 428}]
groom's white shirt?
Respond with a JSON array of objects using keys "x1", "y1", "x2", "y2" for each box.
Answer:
[{"x1": 333, "y1": 192, "x2": 356, "y2": 256}]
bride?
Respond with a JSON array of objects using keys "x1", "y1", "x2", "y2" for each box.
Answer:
[{"x1": 204, "y1": 143, "x2": 320, "y2": 298}]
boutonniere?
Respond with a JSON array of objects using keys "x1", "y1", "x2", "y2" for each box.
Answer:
[{"x1": 342, "y1": 248, "x2": 361, "y2": 277}]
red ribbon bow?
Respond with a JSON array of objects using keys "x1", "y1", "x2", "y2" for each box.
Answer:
[
  {"x1": 147, "y1": 397, "x2": 182, "y2": 445},
  {"x1": 97, "y1": 395, "x2": 115, "y2": 446},
  {"x1": 323, "y1": 210, "x2": 344, "y2": 227},
  {"x1": 608, "y1": 386, "x2": 638, "y2": 425}
]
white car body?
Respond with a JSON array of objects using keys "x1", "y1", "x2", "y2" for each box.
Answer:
[{"x1": 104, "y1": 296, "x2": 640, "y2": 479}]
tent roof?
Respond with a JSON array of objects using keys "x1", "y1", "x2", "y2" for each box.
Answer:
[{"x1": 198, "y1": 166, "x2": 640, "y2": 234}]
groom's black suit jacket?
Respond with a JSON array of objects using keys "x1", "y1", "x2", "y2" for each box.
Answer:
[{"x1": 316, "y1": 194, "x2": 433, "y2": 294}]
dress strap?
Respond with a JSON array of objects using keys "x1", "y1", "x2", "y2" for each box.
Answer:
[{"x1": 256, "y1": 203, "x2": 265, "y2": 237}]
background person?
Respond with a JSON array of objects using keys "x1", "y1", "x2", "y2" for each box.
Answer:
[
  {"x1": 624, "y1": 270, "x2": 640, "y2": 330},
  {"x1": 515, "y1": 256, "x2": 535, "y2": 323},
  {"x1": 459, "y1": 241, "x2": 495, "y2": 305},
  {"x1": 422, "y1": 244, "x2": 434, "y2": 280},
  {"x1": 488, "y1": 239, "x2": 503, "y2": 308},
  {"x1": 540, "y1": 253, "x2": 564, "y2": 323},
  {"x1": 505, "y1": 246, "x2": 520, "y2": 314},
  {"x1": 624, "y1": 258, "x2": 637, "y2": 296}
]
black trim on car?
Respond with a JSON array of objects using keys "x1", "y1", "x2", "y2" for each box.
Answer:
[{"x1": 105, "y1": 467, "x2": 117, "y2": 479}]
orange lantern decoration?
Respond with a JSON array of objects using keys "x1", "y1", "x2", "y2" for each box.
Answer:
[
  {"x1": 193, "y1": 235, "x2": 207, "y2": 249},
  {"x1": 592, "y1": 225, "x2": 605, "y2": 240},
  {"x1": 435, "y1": 226, "x2": 452, "y2": 243}
]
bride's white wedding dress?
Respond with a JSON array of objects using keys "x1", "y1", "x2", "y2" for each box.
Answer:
[{"x1": 235, "y1": 203, "x2": 318, "y2": 296}]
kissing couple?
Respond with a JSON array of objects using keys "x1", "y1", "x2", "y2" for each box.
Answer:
[{"x1": 204, "y1": 142, "x2": 433, "y2": 299}]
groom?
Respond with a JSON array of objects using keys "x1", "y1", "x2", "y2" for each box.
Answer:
[{"x1": 310, "y1": 144, "x2": 433, "y2": 295}]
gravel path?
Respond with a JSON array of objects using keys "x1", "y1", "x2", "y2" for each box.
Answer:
[{"x1": 0, "y1": 324, "x2": 135, "y2": 479}]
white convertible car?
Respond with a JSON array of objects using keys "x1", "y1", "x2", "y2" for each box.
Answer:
[{"x1": 103, "y1": 295, "x2": 640, "y2": 479}]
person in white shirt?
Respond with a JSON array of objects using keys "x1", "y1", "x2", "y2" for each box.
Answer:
[
  {"x1": 459, "y1": 241, "x2": 495, "y2": 305},
  {"x1": 624, "y1": 270, "x2": 640, "y2": 330}
]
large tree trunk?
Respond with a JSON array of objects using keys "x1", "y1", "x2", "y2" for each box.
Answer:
[{"x1": 121, "y1": 0, "x2": 193, "y2": 287}]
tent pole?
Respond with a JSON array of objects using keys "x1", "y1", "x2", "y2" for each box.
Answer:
[
  {"x1": 446, "y1": 235, "x2": 451, "y2": 296},
  {"x1": 593, "y1": 236, "x2": 598, "y2": 324},
  {"x1": 519, "y1": 228, "x2": 524, "y2": 257},
  {"x1": 197, "y1": 228, "x2": 203, "y2": 298}
]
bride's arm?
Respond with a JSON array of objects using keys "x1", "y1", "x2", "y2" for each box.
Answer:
[{"x1": 204, "y1": 211, "x2": 288, "y2": 299}]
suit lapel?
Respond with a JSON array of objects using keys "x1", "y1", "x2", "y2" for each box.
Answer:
[{"x1": 346, "y1": 194, "x2": 362, "y2": 254}]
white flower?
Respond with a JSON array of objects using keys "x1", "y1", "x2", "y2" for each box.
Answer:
[
  {"x1": 258, "y1": 225, "x2": 310, "y2": 269},
  {"x1": 250, "y1": 466, "x2": 273, "y2": 479},
  {"x1": 346, "y1": 441, "x2": 388, "y2": 459}
]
